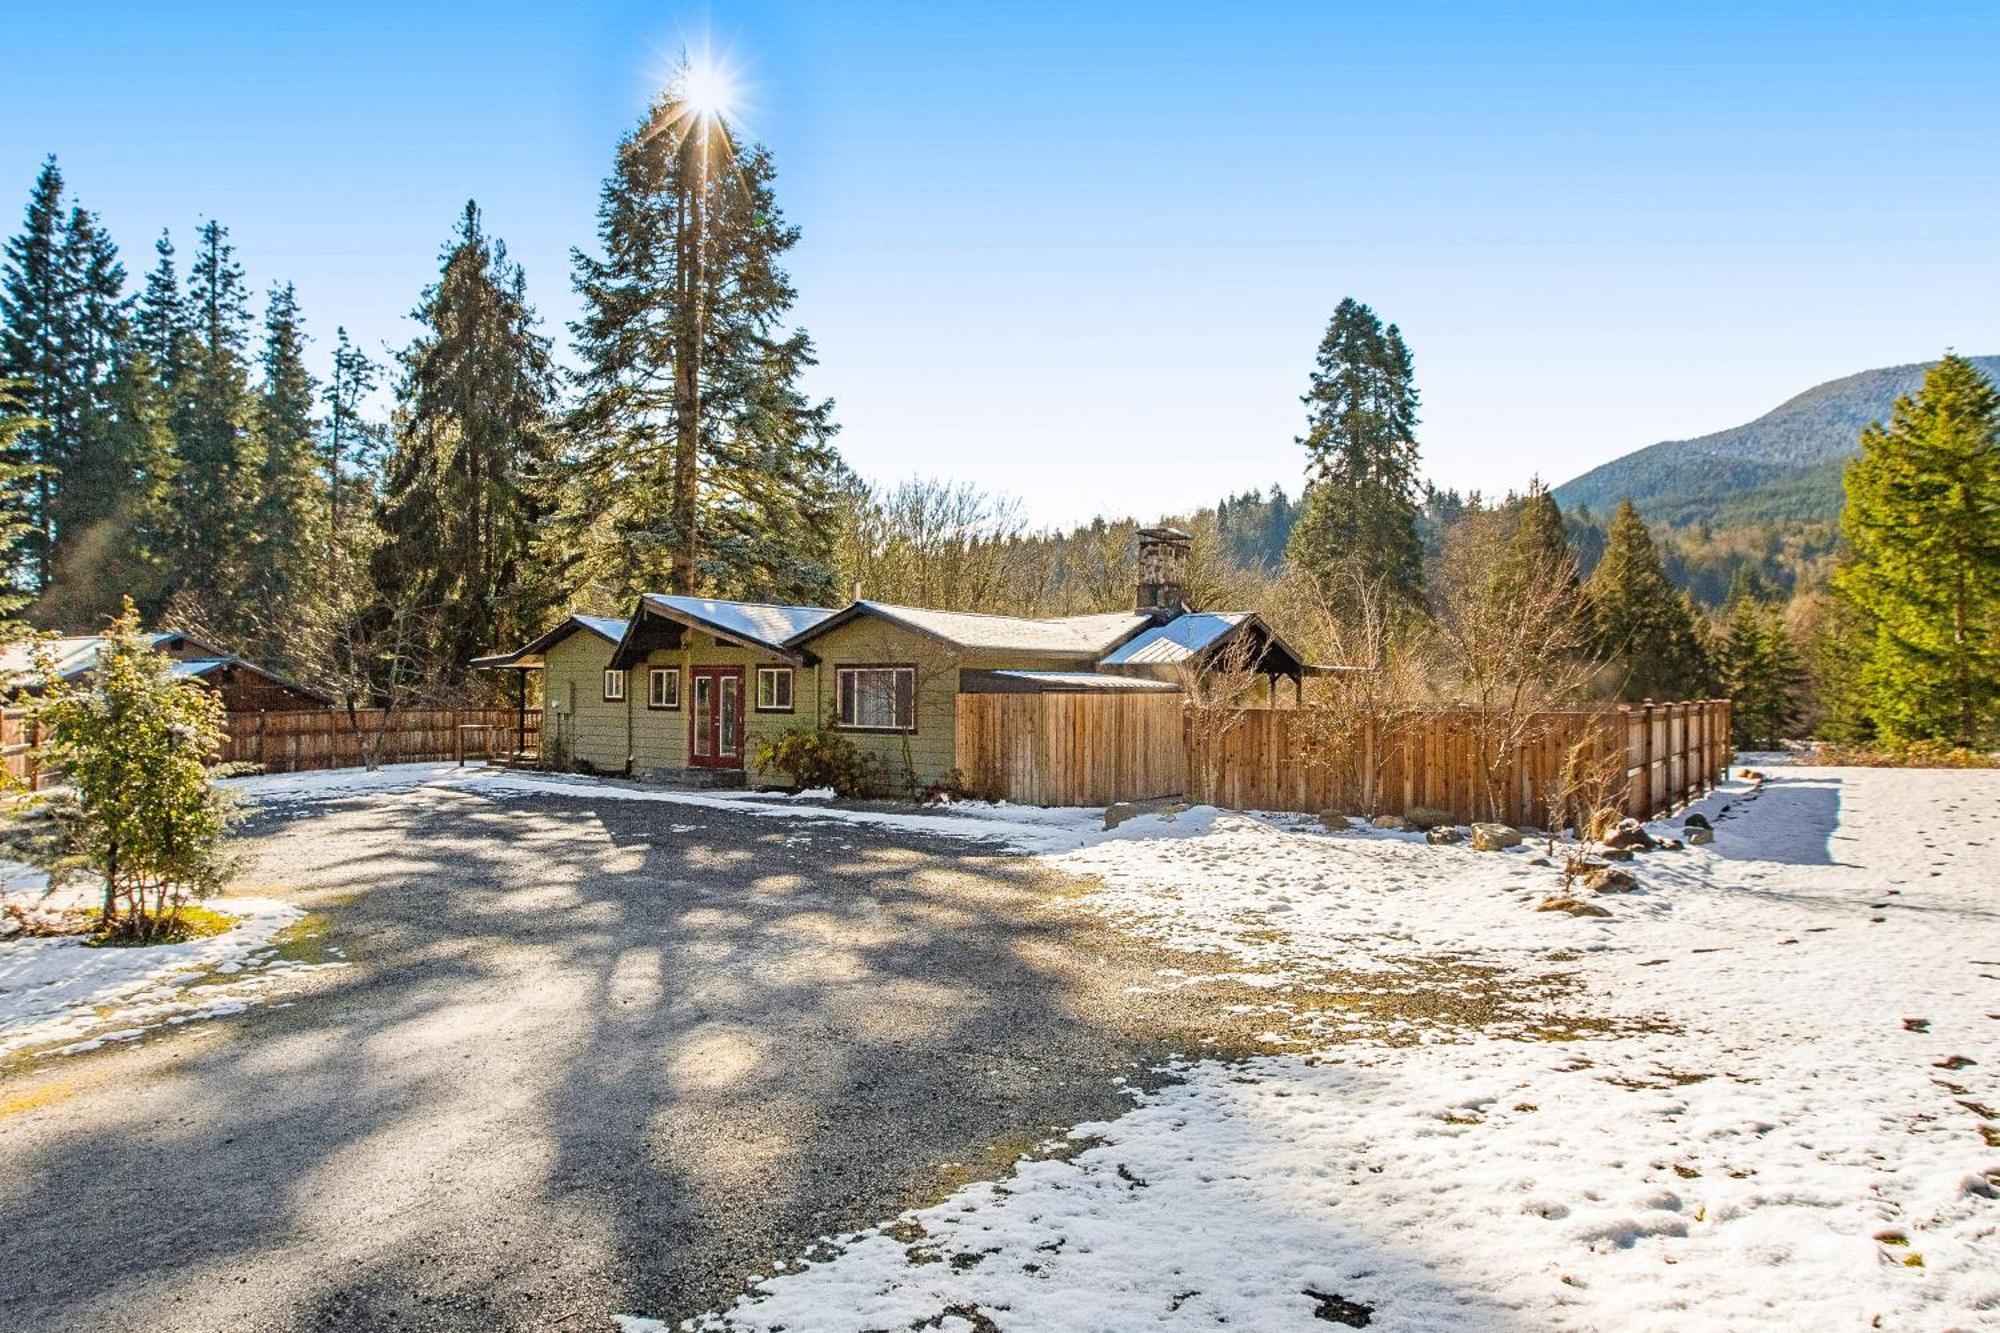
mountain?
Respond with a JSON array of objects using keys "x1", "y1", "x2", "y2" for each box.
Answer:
[{"x1": 1552, "y1": 355, "x2": 2000, "y2": 528}]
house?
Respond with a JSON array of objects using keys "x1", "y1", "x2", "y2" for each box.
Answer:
[
  {"x1": 0, "y1": 629, "x2": 331, "y2": 712},
  {"x1": 473, "y1": 528, "x2": 1308, "y2": 788}
]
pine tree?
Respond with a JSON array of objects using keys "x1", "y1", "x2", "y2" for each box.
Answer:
[
  {"x1": 1832, "y1": 353, "x2": 2000, "y2": 746},
  {"x1": 168, "y1": 219, "x2": 258, "y2": 621},
  {"x1": 1715, "y1": 596, "x2": 1805, "y2": 747},
  {"x1": 245, "y1": 282, "x2": 324, "y2": 649},
  {"x1": 323, "y1": 325, "x2": 383, "y2": 565},
  {"x1": 1498, "y1": 479, "x2": 1578, "y2": 602},
  {"x1": 1, "y1": 159, "x2": 131, "y2": 600},
  {"x1": 0, "y1": 381, "x2": 43, "y2": 617},
  {"x1": 376, "y1": 202, "x2": 558, "y2": 672},
  {"x1": 1586, "y1": 499, "x2": 1709, "y2": 700},
  {"x1": 1284, "y1": 298, "x2": 1425, "y2": 609},
  {"x1": 557, "y1": 72, "x2": 841, "y2": 603},
  {"x1": 134, "y1": 230, "x2": 191, "y2": 389}
]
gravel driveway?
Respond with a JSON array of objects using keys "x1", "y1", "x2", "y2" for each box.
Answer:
[{"x1": 0, "y1": 784, "x2": 1249, "y2": 1332}]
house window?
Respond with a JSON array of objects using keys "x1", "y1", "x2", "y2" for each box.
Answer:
[
  {"x1": 756, "y1": 666, "x2": 794, "y2": 712},
  {"x1": 835, "y1": 665, "x2": 915, "y2": 732},
  {"x1": 602, "y1": 668, "x2": 626, "y2": 702},
  {"x1": 648, "y1": 666, "x2": 680, "y2": 710}
]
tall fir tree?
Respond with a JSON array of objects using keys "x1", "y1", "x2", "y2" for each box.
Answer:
[
  {"x1": 376, "y1": 202, "x2": 558, "y2": 672},
  {"x1": 168, "y1": 219, "x2": 259, "y2": 624},
  {"x1": 1831, "y1": 353, "x2": 2000, "y2": 747},
  {"x1": 323, "y1": 325, "x2": 384, "y2": 568},
  {"x1": 1498, "y1": 479, "x2": 1579, "y2": 601},
  {"x1": 1585, "y1": 499, "x2": 1709, "y2": 700},
  {"x1": 0, "y1": 381, "x2": 43, "y2": 617},
  {"x1": 1, "y1": 159, "x2": 131, "y2": 602},
  {"x1": 245, "y1": 282, "x2": 324, "y2": 651},
  {"x1": 556, "y1": 72, "x2": 841, "y2": 603},
  {"x1": 1284, "y1": 298, "x2": 1425, "y2": 610}
]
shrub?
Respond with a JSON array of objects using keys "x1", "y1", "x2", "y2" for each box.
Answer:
[
  {"x1": 22, "y1": 601, "x2": 238, "y2": 942},
  {"x1": 208, "y1": 760, "x2": 267, "y2": 780},
  {"x1": 1806, "y1": 739, "x2": 1998, "y2": 769},
  {"x1": 754, "y1": 723, "x2": 890, "y2": 798}
]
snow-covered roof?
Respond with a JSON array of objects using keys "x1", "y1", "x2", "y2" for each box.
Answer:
[
  {"x1": 573, "y1": 615, "x2": 630, "y2": 645},
  {"x1": 792, "y1": 602, "x2": 1149, "y2": 658},
  {"x1": 961, "y1": 669, "x2": 1182, "y2": 694},
  {"x1": 639, "y1": 594, "x2": 839, "y2": 653},
  {"x1": 0, "y1": 630, "x2": 228, "y2": 687},
  {"x1": 470, "y1": 614, "x2": 631, "y2": 669},
  {"x1": 1097, "y1": 613, "x2": 1251, "y2": 667},
  {"x1": 170, "y1": 658, "x2": 230, "y2": 678}
]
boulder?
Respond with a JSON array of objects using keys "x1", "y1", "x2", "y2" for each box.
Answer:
[
  {"x1": 1470, "y1": 822, "x2": 1523, "y2": 851},
  {"x1": 1682, "y1": 812, "x2": 1712, "y2": 831},
  {"x1": 1599, "y1": 846, "x2": 1635, "y2": 862},
  {"x1": 1104, "y1": 798, "x2": 1188, "y2": 831},
  {"x1": 1425, "y1": 825, "x2": 1464, "y2": 845},
  {"x1": 1536, "y1": 894, "x2": 1612, "y2": 918},
  {"x1": 1402, "y1": 806, "x2": 1454, "y2": 831},
  {"x1": 1602, "y1": 818, "x2": 1658, "y2": 851},
  {"x1": 1370, "y1": 813, "x2": 1406, "y2": 830},
  {"x1": 1686, "y1": 826, "x2": 1715, "y2": 846},
  {"x1": 1582, "y1": 867, "x2": 1638, "y2": 893},
  {"x1": 1319, "y1": 810, "x2": 1360, "y2": 831}
]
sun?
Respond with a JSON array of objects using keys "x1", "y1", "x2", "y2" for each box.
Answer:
[{"x1": 678, "y1": 54, "x2": 739, "y2": 125}]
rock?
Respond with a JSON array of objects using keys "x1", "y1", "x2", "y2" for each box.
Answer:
[
  {"x1": 1686, "y1": 826, "x2": 1714, "y2": 846},
  {"x1": 1470, "y1": 822, "x2": 1523, "y2": 851},
  {"x1": 1402, "y1": 805, "x2": 1454, "y2": 831},
  {"x1": 1425, "y1": 825, "x2": 1464, "y2": 845},
  {"x1": 1319, "y1": 810, "x2": 1360, "y2": 831},
  {"x1": 1602, "y1": 818, "x2": 1657, "y2": 851},
  {"x1": 1370, "y1": 813, "x2": 1406, "y2": 830},
  {"x1": 1682, "y1": 812, "x2": 1711, "y2": 831},
  {"x1": 1104, "y1": 798, "x2": 1188, "y2": 831},
  {"x1": 1536, "y1": 894, "x2": 1612, "y2": 918},
  {"x1": 1599, "y1": 846, "x2": 1635, "y2": 861},
  {"x1": 1582, "y1": 867, "x2": 1638, "y2": 893}
]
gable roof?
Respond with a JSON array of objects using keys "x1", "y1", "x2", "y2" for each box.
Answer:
[
  {"x1": 1098, "y1": 612, "x2": 1250, "y2": 667},
  {"x1": 469, "y1": 613, "x2": 631, "y2": 670},
  {"x1": 0, "y1": 629, "x2": 233, "y2": 688},
  {"x1": 788, "y1": 601, "x2": 1149, "y2": 659},
  {"x1": 637, "y1": 594, "x2": 839, "y2": 655}
]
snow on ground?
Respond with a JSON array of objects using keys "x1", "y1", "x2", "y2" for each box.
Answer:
[
  {"x1": 653, "y1": 767, "x2": 2000, "y2": 1332},
  {"x1": 0, "y1": 873, "x2": 313, "y2": 1059}
]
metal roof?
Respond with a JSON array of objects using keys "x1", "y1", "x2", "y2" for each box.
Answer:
[
  {"x1": 469, "y1": 614, "x2": 631, "y2": 670},
  {"x1": 637, "y1": 594, "x2": 839, "y2": 654},
  {"x1": 1097, "y1": 613, "x2": 1250, "y2": 667},
  {"x1": 960, "y1": 669, "x2": 1181, "y2": 694}
]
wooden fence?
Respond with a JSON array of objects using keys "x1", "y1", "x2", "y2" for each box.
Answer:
[
  {"x1": 1, "y1": 705, "x2": 543, "y2": 790},
  {"x1": 955, "y1": 692, "x2": 1187, "y2": 807},
  {"x1": 959, "y1": 695, "x2": 1731, "y2": 824}
]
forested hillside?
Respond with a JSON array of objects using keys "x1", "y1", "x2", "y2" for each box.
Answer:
[{"x1": 1553, "y1": 355, "x2": 2000, "y2": 527}]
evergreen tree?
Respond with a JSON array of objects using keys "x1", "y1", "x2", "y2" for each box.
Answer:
[
  {"x1": 323, "y1": 325, "x2": 384, "y2": 566},
  {"x1": 376, "y1": 202, "x2": 558, "y2": 671},
  {"x1": 134, "y1": 230, "x2": 191, "y2": 389},
  {"x1": 1284, "y1": 298, "x2": 1425, "y2": 608},
  {"x1": 0, "y1": 381, "x2": 43, "y2": 616},
  {"x1": 1831, "y1": 353, "x2": 2000, "y2": 746},
  {"x1": 168, "y1": 219, "x2": 258, "y2": 621},
  {"x1": 1714, "y1": 596, "x2": 1806, "y2": 747},
  {"x1": 1585, "y1": 499, "x2": 1709, "y2": 699},
  {"x1": 557, "y1": 71, "x2": 841, "y2": 602},
  {"x1": 245, "y1": 283, "x2": 323, "y2": 646},
  {"x1": 1498, "y1": 479, "x2": 1578, "y2": 601},
  {"x1": 1, "y1": 159, "x2": 130, "y2": 598}
]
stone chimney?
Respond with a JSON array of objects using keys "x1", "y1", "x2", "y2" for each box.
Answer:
[{"x1": 1134, "y1": 526, "x2": 1191, "y2": 616}]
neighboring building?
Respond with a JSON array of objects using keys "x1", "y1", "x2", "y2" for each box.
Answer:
[
  {"x1": 0, "y1": 629, "x2": 330, "y2": 712},
  {"x1": 474, "y1": 528, "x2": 1308, "y2": 788}
]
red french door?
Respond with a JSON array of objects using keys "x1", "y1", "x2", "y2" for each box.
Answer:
[{"x1": 688, "y1": 667, "x2": 745, "y2": 768}]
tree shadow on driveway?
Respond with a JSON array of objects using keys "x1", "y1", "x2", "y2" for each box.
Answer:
[{"x1": 0, "y1": 785, "x2": 1516, "y2": 1332}]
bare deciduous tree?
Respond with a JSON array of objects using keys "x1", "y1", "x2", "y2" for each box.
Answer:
[
  {"x1": 1426, "y1": 508, "x2": 1597, "y2": 822},
  {"x1": 1288, "y1": 564, "x2": 1431, "y2": 817},
  {"x1": 1178, "y1": 630, "x2": 1262, "y2": 806}
]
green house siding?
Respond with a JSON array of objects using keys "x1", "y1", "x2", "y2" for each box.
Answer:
[
  {"x1": 630, "y1": 635, "x2": 804, "y2": 778},
  {"x1": 542, "y1": 629, "x2": 630, "y2": 772}
]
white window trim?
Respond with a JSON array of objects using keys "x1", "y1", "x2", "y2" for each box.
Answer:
[
  {"x1": 755, "y1": 666, "x2": 794, "y2": 712},
  {"x1": 834, "y1": 665, "x2": 917, "y2": 733},
  {"x1": 648, "y1": 665, "x2": 680, "y2": 709},
  {"x1": 602, "y1": 668, "x2": 626, "y2": 702}
]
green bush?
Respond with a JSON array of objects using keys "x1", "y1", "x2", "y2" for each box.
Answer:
[
  {"x1": 753, "y1": 723, "x2": 890, "y2": 798},
  {"x1": 208, "y1": 760, "x2": 268, "y2": 780},
  {"x1": 1807, "y1": 739, "x2": 1998, "y2": 769}
]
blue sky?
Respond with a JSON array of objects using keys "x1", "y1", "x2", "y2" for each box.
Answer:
[{"x1": 6, "y1": 2, "x2": 1997, "y2": 525}]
